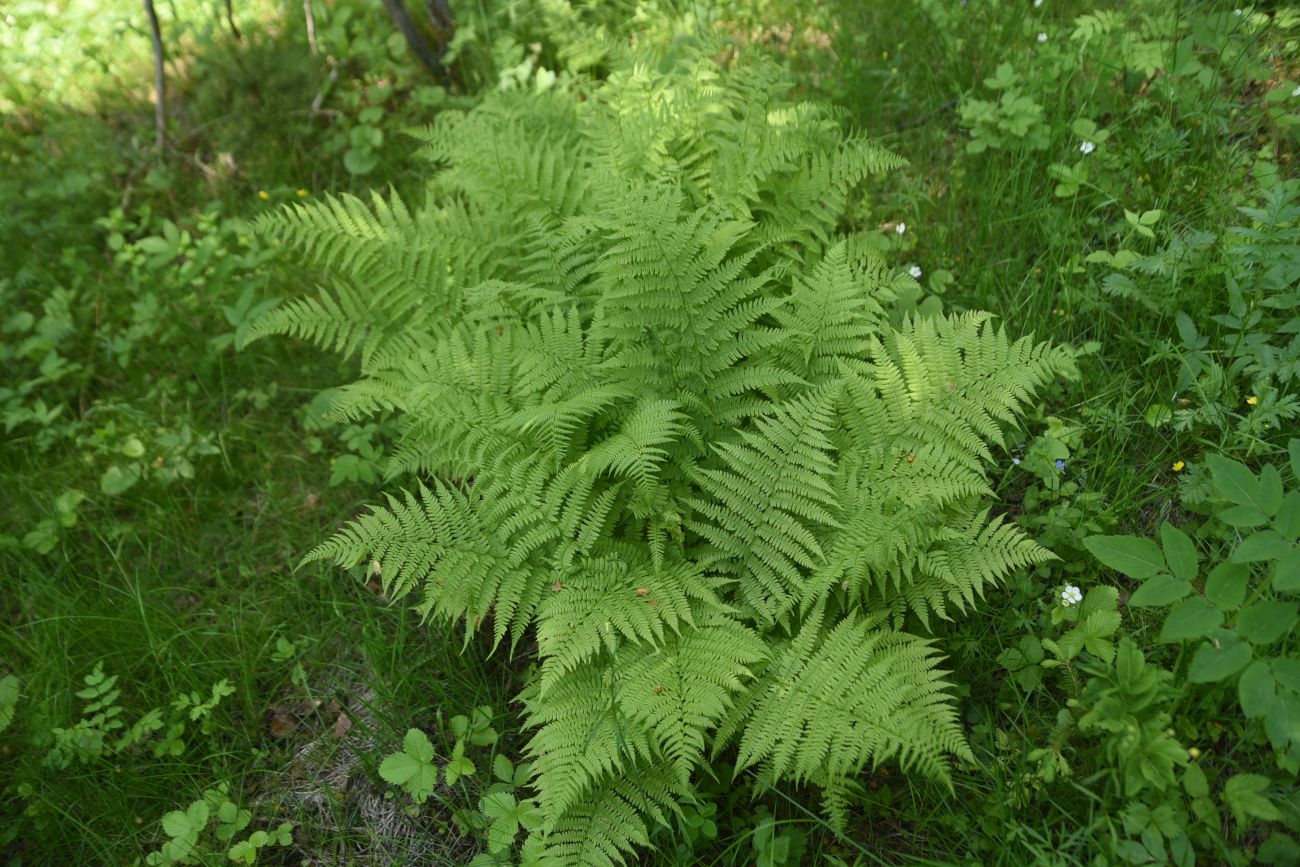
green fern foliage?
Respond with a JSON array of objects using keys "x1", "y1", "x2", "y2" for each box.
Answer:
[{"x1": 252, "y1": 44, "x2": 1074, "y2": 865}]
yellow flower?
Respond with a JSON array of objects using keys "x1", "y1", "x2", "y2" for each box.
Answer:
[
  {"x1": 296, "y1": 188, "x2": 308, "y2": 197},
  {"x1": 1172, "y1": 460, "x2": 1185, "y2": 472},
  {"x1": 257, "y1": 190, "x2": 269, "y2": 200},
  {"x1": 1246, "y1": 395, "x2": 1259, "y2": 406}
]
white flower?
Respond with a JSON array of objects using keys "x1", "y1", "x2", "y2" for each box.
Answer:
[
  {"x1": 1037, "y1": 32, "x2": 1048, "y2": 43},
  {"x1": 1034, "y1": 0, "x2": 1043, "y2": 6},
  {"x1": 1292, "y1": 84, "x2": 1300, "y2": 97},
  {"x1": 895, "y1": 222, "x2": 907, "y2": 235},
  {"x1": 1234, "y1": 8, "x2": 1242, "y2": 14},
  {"x1": 1012, "y1": 457, "x2": 1021, "y2": 465},
  {"x1": 908, "y1": 265, "x2": 923, "y2": 279},
  {"x1": 1060, "y1": 585, "x2": 1083, "y2": 606},
  {"x1": 1079, "y1": 140, "x2": 1095, "y2": 155}
]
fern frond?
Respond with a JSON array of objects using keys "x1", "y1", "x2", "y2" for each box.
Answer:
[
  {"x1": 688, "y1": 390, "x2": 840, "y2": 622},
  {"x1": 723, "y1": 611, "x2": 973, "y2": 788}
]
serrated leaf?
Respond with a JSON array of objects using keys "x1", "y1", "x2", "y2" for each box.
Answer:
[
  {"x1": 1237, "y1": 601, "x2": 1298, "y2": 645},
  {"x1": 1128, "y1": 573, "x2": 1192, "y2": 607},
  {"x1": 1160, "y1": 597, "x2": 1223, "y2": 643},
  {"x1": 492, "y1": 754, "x2": 514, "y2": 784},
  {"x1": 444, "y1": 739, "x2": 475, "y2": 786},
  {"x1": 1159, "y1": 523, "x2": 1198, "y2": 581},
  {"x1": 378, "y1": 751, "x2": 423, "y2": 786},
  {"x1": 1223, "y1": 773, "x2": 1280, "y2": 825},
  {"x1": 403, "y1": 728, "x2": 435, "y2": 763},
  {"x1": 1083, "y1": 535, "x2": 1165, "y2": 578},
  {"x1": 162, "y1": 801, "x2": 210, "y2": 842}
]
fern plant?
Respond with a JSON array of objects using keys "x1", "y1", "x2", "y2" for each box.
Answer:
[{"x1": 249, "y1": 44, "x2": 1075, "y2": 865}]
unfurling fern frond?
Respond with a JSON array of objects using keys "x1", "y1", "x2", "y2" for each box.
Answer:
[{"x1": 257, "y1": 45, "x2": 1074, "y2": 867}]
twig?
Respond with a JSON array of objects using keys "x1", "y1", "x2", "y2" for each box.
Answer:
[
  {"x1": 143, "y1": 0, "x2": 167, "y2": 155},
  {"x1": 303, "y1": 0, "x2": 318, "y2": 55},
  {"x1": 310, "y1": 66, "x2": 339, "y2": 115},
  {"x1": 381, "y1": 0, "x2": 450, "y2": 85},
  {"x1": 224, "y1": 0, "x2": 241, "y2": 39}
]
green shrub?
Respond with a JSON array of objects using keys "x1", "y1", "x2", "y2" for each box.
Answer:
[{"x1": 249, "y1": 44, "x2": 1077, "y2": 865}]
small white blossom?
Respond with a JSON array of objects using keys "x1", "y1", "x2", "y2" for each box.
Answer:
[
  {"x1": 1079, "y1": 140, "x2": 1095, "y2": 155},
  {"x1": 908, "y1": 265, "x2": 923, "y2": 279},
  {"x1": 1034, "y1": 0, "x2": 1043, "y2": 6},
  {"x1": 1012, "y1": 457, "x2": 1021, "y2": 465},
  {"x1": 1037, "y1": 32, "x2": 1048, "y2": 43},
  {"x1": 1292, "y1": 84, "x2": 1300, "y2": 97},
  {"x1": 895, "y1": 222, "x2": 907, "y2": 235},
  {"x1": 1234, "y1": 8, "x2": 1242, "y2": 14},
  {"x1": 1060, "y1": 585, "x2": 1083, "y2": 606}
]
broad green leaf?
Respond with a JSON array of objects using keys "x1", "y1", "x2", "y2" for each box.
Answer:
[
  {"x1": 481, "y1": 791, "x2": 520, "y2": 854},
  {"x1": 100, "y1": 464, "x2": 140, "y2": 496},
  {"x1": 1275, "y1": 548, "x2": 1300, "y2": 593},
  {"x1": 1277, "y1": 491, "x2": 1300, "y2": 538},
  {"x1": 1231, "y1": 531, "x2": 1294, "y2": 563},
  {"x1": 1159, "y1": 523, "x2": 1198, "y2": 581},
  {"x1": 493, "y1": 754, "x2": 515, "y2": 784},
  {"x1": 1259, "y1": 465, "x2": 1283, "y2": 516},
  {"x1": 1237, "y1": 601, "x2": 1298, "y2": 645},
  {"x1": 162, "y1": 800, "x2": 210, "y2": 843},
  {"x1": 1207, "y1": 454, "x2": 1267, "y2": 513},
  {"x1": 1219, "y1": 504, "x2": 1270, "y2": 528},
  {"x1": 1183, "y1": 763, "x2": 1209, "y2": 798},
  {"x1": 1160, "y1": 598, "x2": 1223, "y2": 643},
  {"x1": 1264, "y1": 692, "x2": 1299, "y2": 753},
  {"x1": 1223, "y1": 773, "x2": 1281, "y2": 825},
  {"x1": 1239, "y1": 659, "x2": 1275, "y2": 718},
  {"x1": 1188, "y1": 632, "x2": 1253, "y2": 683},
  {"x1": 1258, "y1": 833, "x2": 1300, "y2": 866},
  {"x1": 444, "y1": 739, "x2": 476, "y2": 786},
  {"x1": 227, "y1": 840, "x2": 258, "y2": 864},
  {"x1": 403, "y1": 728, "x2": 435, "y2": 763},
  {"x1": 1206, "y1": 562, "x2": 1250, "y2": 609},
  {"x1": 378, "y1": 751, "x2": 423, "y2": 786},
  {"x1": 1128, "y1": 573, "x2": 1191, "y2": 607},
  {"x1": 1083, "y1": 535, "x2": 1165, "y2": 578},
  {"x1": 1273, "y1": 656, "x2": 1300, "y2": 693}
]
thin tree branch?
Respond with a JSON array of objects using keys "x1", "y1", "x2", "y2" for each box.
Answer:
[
  {"x1": 303, "y1": 0, "x2": 318, "y2": 55},
  {"x1": 143, "y1": 0, "x2": 166, "y2": 154},
  {"x1": 224, "y1": 0, "x2": 241, "y2": 39},
  {"x1": 380, "y1": 0, "x2": 450, "y2": 85}
]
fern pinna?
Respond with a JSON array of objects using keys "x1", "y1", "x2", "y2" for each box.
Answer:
[{"x1": 249, "y1": 46, "x2": 1075, "y2": 865}]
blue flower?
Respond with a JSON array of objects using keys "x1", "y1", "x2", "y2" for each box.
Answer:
[{"x1": 1054, "y1": 459, "x2": 1066, "y2": 470}]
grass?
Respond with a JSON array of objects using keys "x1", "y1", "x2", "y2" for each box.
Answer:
[{"x1": 2, "y1": 0, "x2": 1298, "y2": 864}]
